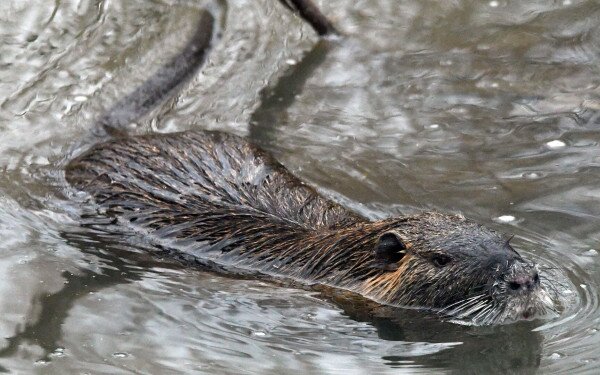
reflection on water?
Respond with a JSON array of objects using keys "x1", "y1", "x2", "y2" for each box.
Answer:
[{"x1": 0, "y1": 0, "x2": 599, "y2": 373}]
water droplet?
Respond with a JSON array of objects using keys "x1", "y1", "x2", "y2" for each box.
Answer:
[
  {"x1": 522, "y1": 172, "x2": 542, "y2": 179},
  {"x1": 285, "y1": 59, "x2": 297, "y2": 65},
  {"x1": 580, "y1": 284, "x2": 587, "y2": 289},
  {"x1": 546, "y1": 140, "x2": 566, "y2": 149},
  {"x1": 112, "y1": 352, "x2": 129, "y2": 358},
  {"x1": 495, "y1": 215, "x2": 515, "y2": 223},
  {"x1": 50, "y1": 347, "x2": 65, "y2": 357},
  {"x1": 489, "y1": 1, "x2": 499, "y2": 7},
  {"x1": 582, "y1": 249, "x2": 598, "y2": 257},
  {"x1": 32, "y1": 156, "x2": 49, "y2": 166},
  {"x1": 427, "y1": 124, "x2": 440, "y2": 129},
  {"x1": 251, "y1": 331, "x2": 266, "y2": 337},
  {"x1": 549, "y1": 352, "x2": 562, "y2": 360}
]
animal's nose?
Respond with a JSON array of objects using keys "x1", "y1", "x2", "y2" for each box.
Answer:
[{"x1": 507, "y1": 271, "x2": 540, "y2": 293}]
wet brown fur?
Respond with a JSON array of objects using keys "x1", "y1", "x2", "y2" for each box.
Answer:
[
  {"x1": 65, "y1": 2, "x2": 551, "y2": 323},
  {"x1": 66, "y1": 131, "x2": 540, "y2": 317},
  {"x1": 67, "y1": 131, "x2": 386, "y2": 289}
]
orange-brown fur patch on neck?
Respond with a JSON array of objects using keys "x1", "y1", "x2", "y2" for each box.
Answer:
[{"x1": 360, "y1": 256, "x2": 414, "y2": 304}]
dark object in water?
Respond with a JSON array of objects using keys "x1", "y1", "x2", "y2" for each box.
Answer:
[
  {"x1": 65, "y1": 1, "x2": 554, "y2": 325},
  {"x1": 278, "y1": 0, "x2": 338, "y2": 35},
  {"x1": 66, "y1": 130, "x2": 553, "y2": 325}
]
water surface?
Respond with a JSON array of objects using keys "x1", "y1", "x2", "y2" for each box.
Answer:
[{"x1": 0, "y1": 0, "x2": 599, "y2": 373}]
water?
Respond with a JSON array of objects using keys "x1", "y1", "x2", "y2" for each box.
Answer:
[{"x1": 0, "y1": 0, "x2": 599, "y2": 373}]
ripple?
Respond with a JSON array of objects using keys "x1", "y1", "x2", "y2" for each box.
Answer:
[{"x1": 1, "y1": 0, "x2": 600, "y2": 373}]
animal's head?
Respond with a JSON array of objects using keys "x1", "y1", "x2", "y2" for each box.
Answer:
[{"x1": 362, "y1": 213, "x2": 554, "y2": 325}]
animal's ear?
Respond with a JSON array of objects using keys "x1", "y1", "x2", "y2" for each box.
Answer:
[{"x1": 373, "y1": 231, "x2": 407, "y2": 271}]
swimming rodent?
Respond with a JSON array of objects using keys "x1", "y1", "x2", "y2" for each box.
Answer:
[{"x1": 65, "y1": 0, "x2": 554, "y2": 325}]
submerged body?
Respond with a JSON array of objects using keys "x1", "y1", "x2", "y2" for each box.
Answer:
[
  {"x1": 63, "y1": 1, "x2": 554, "y2": 325},
  {"x1": 67, "y1": 131, "x2": 553, "y2": 325}
]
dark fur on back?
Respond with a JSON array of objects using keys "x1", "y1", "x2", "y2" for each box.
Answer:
[
  {"x1": 67, "y1": 131, "x2": 384, "y2": 283},
  {"x1": 68, "y1": 131, "x2": 361, "y2": 230}
]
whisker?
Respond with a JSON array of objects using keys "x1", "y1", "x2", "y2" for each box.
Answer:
[
  {"x1": 439, "y1": 294, "x2": 485, "y2": 314},
  {"x1": 471, "y1": 305, "x2": 491, "y2": 322}
]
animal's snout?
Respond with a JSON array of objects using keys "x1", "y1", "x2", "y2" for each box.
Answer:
[{"x1": 507, "y1": 270, "x2": 540, "y2": 293}]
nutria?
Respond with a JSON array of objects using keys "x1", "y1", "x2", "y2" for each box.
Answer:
[{"x1": 65, "y1": 1, "x2": 554, "y2": 325}]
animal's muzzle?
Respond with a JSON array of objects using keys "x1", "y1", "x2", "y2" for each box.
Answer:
[{"x1": 506, "y1": 268, "x2": 540, "y2": 294}]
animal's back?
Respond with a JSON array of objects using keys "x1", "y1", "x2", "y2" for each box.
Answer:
[{"x1": 66, "y1": 131, "x2": 364, "y2": 250}]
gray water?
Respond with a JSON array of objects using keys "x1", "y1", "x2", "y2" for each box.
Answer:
[{"x1": 0, "y1": 0, "x2": 599, "y2": 373}]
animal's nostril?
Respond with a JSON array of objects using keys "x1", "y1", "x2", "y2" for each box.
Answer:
[
  {"x1": 509, "y1": 281, "x2": 522, "y2": 291},
  {"x1": 508, "y1": 271, "x2": 539, "y2": 292}
]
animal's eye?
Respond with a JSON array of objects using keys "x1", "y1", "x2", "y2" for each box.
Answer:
[{"x1": 431, "y1": 253, "x2": 452, "y2": 267}]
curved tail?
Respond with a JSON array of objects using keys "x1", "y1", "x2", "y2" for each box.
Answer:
[
  {"x1": 278, "y1": 0, "x2": 338, "y2": 36},
  {"x1": 95, "y1": 0, "x2": 337, "y2": 137},
  {"x1": 97, "y1": 9, "x2": 217, "y2": 136}
]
